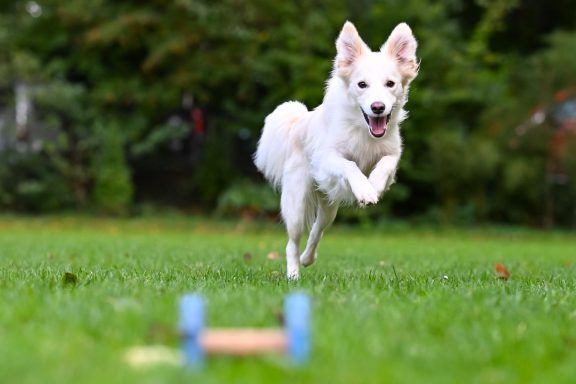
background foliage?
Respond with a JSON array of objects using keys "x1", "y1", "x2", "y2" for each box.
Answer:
[{"x1": 1, "y1": 0, "x2": 576, "y2": 226}]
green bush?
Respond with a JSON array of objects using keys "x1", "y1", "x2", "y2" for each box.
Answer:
[
  {"x1": 0, "y1": 149, "x2": 73, "y2": 212},
  {"x1": 216, "y1": 179, "x2": 279, "y2": 218},
  {"x1": 423, "y1": 131, "x2": 501, "y2": 224},
  {"x1": 92, "y1": 125, "x2": 133, "y2": 215}
]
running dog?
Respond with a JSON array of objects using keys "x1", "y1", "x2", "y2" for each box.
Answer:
[{"x1": 254, "y1": 21, "x2": 419, "y2": 279}]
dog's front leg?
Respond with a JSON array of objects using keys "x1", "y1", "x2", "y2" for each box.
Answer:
[
  {"x1": 314, "y1": 152, "x2": 378, "y2": 206},
  {"x1": 368, "y1": 154, "x2": 401, "y2": 197}
]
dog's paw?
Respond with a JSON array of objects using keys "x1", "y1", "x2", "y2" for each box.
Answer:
[
  {"x1": 300, "y1": 252, "x2": 317, "y2": 267},
  {"x1": 353, "y1": 183, "x2": 379, "y2": 207},
  {"x1": 287, "y1": 270, "x2": 300, "y2": 280},
  {"x1": 287, "y1": 259, "x2": 300, "y2": 280},
  {"x1": 356, "y1": 188, "x2": 378, "y2": 207}
]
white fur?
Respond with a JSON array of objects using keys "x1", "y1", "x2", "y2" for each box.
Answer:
[{"x1": 254, "y1": 21, "x2": 419, "y2": 279}]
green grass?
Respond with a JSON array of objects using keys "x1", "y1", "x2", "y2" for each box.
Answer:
[{"x1": 1, "y1": 216, "x2": 575, "y2": 384}]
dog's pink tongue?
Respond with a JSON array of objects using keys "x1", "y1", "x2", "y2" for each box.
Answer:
[{"x1": 369, "y1": 116, "x2": 387, "y2": 136}]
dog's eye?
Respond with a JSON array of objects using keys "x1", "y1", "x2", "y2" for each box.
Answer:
[
  {"x1": 357, "y1": 81, "x2": 368, "y2": 89},
  {"x1": 386, "y1": 80, "x2": 396, "y2": 88}
]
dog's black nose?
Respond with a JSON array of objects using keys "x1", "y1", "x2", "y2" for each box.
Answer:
[{"x1": 371, "y1": 102, "x2": 385, "y2": 115}]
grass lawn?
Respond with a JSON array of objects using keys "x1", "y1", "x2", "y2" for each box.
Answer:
[{"x1": 1, "y1": 216, "x2": 575, "y2": 384}]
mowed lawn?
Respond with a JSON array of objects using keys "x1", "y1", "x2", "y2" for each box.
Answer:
[{"x1": 0, "y1": 216, "x2": 575, "y2": 384}]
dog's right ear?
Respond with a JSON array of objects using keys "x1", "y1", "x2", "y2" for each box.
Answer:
[
  {"x1": 335, "y1": 21, "x2": 369, "y2": 78},
  {"x1": 381, "y1": 23, "x2": 419, "y2": 83}
]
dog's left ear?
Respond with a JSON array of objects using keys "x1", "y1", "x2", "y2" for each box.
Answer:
[{"x1": 381, "y1": 23, "x2": 419, "y2": 82}]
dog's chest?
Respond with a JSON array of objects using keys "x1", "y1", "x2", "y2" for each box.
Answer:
[{"x1": 339, "y1": 135, "x2": 394, "y2": 175}]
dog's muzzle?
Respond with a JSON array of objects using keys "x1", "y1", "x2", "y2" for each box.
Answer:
[{"x1": 361, "y1": 109, "x2": 391, "y2": 138}]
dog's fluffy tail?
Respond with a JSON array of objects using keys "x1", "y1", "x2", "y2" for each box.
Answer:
[{"x1": 254, "y1": 101, "x2": 309, "y2": 188}]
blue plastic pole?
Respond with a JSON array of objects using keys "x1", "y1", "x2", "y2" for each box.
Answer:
[
  {"x1": 180, "y1": 294, "x2": 205, "y2": 366},
  {"x1": 285, "y1": 293, "x2": 311, "y2": 364}
]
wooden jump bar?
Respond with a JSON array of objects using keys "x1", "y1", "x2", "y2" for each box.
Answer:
[{"x1": 200, "y1": 328, "x2": 287, "y2": 355}]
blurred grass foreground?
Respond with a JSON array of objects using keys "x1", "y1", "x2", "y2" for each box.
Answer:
[{"x1": 0, "y1": 216, "x2": 575, "y2": 383}]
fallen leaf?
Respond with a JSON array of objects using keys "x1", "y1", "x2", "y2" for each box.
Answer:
[
  {"x1": 62, "y1": 272, "x2": 78, "y2": 286},
  {"x1": 495, "y1": 263, "x2": 511, "y2": 280},
  {"x1": 267, "y1": 251, "x2": 281, "y2": 261},
  {"x1": 274, "y1": 310, "x2": 284, "y2": 325}
]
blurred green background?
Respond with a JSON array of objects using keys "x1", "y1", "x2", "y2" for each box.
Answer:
[{"x1": 1, "y1": 0, "x2": 576, "y2": 227}]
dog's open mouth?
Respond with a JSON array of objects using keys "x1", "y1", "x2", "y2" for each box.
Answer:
[{"x1": 361, "y1": 109, "x2": 391, "y2": 138}]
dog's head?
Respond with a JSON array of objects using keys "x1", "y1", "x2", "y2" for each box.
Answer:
[{"x1": 334, "y1": 21, "x2": 418, "y2": 138}]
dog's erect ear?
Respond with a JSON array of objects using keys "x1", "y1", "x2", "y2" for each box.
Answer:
[
  {"x1": 381, "y1": 23, "x2": 418, "y2": 82},
  {"x1": 335, "y1": 21, "x2": 369, "y2": 78}
]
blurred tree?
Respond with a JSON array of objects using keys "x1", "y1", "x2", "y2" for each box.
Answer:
[{"x1": 0, "y1": 0, "x2": 575, "y2": 225}]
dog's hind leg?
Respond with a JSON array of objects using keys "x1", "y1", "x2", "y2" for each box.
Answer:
[
  {"x1": 300, "y1": 197, "x2": 338, "y2": 267},
  {"x1": 281, "y1": 156, "x2": 312, "y2": 280},
  {"x1": 285, "y1": 234, "x2": 301, "y2": 280}
]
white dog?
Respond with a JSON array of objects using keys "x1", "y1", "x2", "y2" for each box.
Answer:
[{"x1": 254, "y1": 21, "x2": 419, "y2": 279}]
